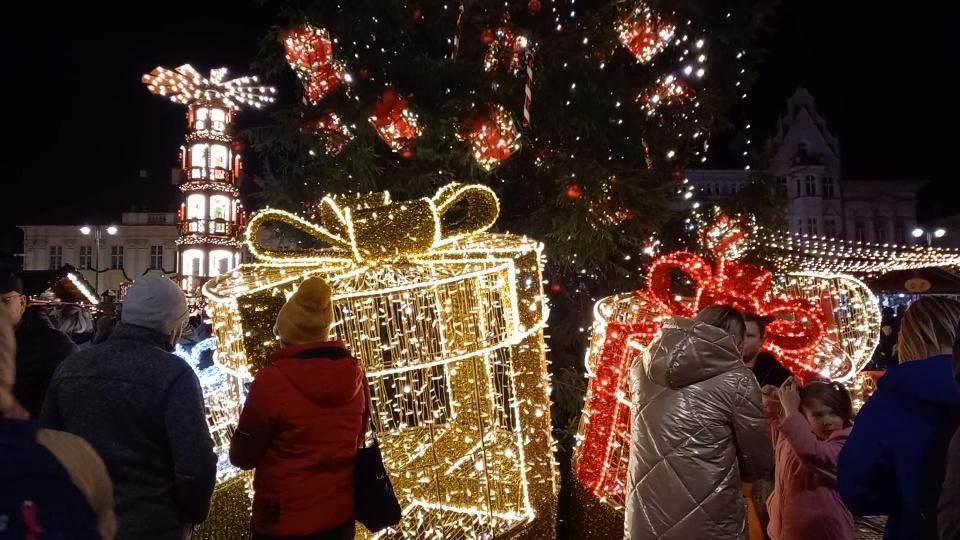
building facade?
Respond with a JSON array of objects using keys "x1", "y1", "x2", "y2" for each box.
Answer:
[
  {"x1": 688, "y1": 88, "x2": 926, "y2": 244},
  {"x1": 19, "y1": 212, "x2": 180, "y2": 300}
]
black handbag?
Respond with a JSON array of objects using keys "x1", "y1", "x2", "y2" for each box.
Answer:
[{"x1": 354, "y1": 383, "x2": 402, "y2": 533}]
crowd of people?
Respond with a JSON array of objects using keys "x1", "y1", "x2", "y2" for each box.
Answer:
[
  {"x1": 624, "y1": 298, "x2": 960, "y2": 540},
  {"x1": 1, "y1": 272, "x2": 364, "y2": 540},
  {"x1": 1, "y1": 265, "x2": 959, "y2": 540}
]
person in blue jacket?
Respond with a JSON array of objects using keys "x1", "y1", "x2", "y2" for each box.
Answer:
[{"x1": 838, "y1": 296, "x2": 960, "y2": 540}]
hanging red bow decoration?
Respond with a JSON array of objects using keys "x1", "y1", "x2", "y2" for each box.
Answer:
[
  {"x1": 369, "y1": 89, "x2": 421, "y2": 152},
  {"x1": 281, "y1": 25, "x2": 345, "y2": 103}
]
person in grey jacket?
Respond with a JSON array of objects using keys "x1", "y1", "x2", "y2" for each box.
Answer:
[{"x1": 40, "y1": 274, "x2": 216, "y2": 540}]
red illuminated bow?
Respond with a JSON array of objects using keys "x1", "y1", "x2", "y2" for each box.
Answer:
[{"x1": 641, "y1": 215, "x2": 825, "y2": 361}]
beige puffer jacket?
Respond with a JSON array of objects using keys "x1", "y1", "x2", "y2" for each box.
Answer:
[{"x1": 625, "y1": 317, "x2": 773, "y2": 540}]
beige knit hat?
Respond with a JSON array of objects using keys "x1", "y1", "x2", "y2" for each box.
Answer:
[{"x1": 275, "y1": 277, "x2": 336, "y2": 345}]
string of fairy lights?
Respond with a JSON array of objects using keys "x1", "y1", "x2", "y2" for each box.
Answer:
[{"x1": 199, "y1": 183, "x2": 557, "y2": 540}]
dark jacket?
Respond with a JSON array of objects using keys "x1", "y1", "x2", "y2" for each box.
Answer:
[
  {"x1": 14, "y1": 306, "x2": 79, "y2": 418},
  {"x1": 39, "y1": 323, "x2": 217, "y2": 540},
  {"x1": 838, "y1": 354, "x2": 960, "y2": 540},
  {"x1": 750, "y1": 352, "x2": 792, "y2": 388},
  {"x1": 230, "y1": 341, "x2": 365, "y2": 537},
  {"x1": 939, "y1": 358, "x2": 960, "y2": 540}
]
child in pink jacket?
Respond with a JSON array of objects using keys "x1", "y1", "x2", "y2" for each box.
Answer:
[{"x1": 762, "y1": 377, "x2": 855, "y2": 540}]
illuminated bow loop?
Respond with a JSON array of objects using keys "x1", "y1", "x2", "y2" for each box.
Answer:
[{"x1": 244, "y1": 183, "x2": 500, "y2": 265}]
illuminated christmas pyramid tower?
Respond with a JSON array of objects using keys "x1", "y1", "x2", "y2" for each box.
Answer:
[{"x1": 143, "y1": 64, "x2": 276, "y2": 295}]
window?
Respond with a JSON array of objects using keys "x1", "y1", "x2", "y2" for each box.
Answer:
[
  {"x1": 779, "y1": 176, "x2": 788, "y2": 186},
  {"x1": 187, "y1": 194, "x2": 205, "y2": 220},
  {"x1": 48, "y1": 246, "x2": 62, "y2": 270},
  {"x1": 854, "y1": 221, "x2": 866, "y2": 242},
  {"x1": 874, "y1": 226, "x2": 887, "y2": 244},
  {"x1": 805, "y1": 175, "x2": 817, "y2": 196},
  {"x1": 150, "y1": 246, "x2": 164, "y2": 270},
  {"x1": 147, "y1": 213, "x2": 166, "y2": 224},
  {"x1": 713, "y1": 183, "x2": 720, "y2": 195},
  {"x1": 704, "y1": 184, "x2": 712, "y2": 195},
  {"x1": 822, "y1": 176, "x2": 835, "y2": 198},
  {"x1": 798, "y1": 141, "x2": 809, "y2": 158},
  {"x1": 731, "y1": 184, "x2": 738, "y2": 194},
  {"x1": 78, "y1": 246, "x2": 92, "y2": 269},
  {"x1": 110, "y1": 246, "x2": 124, "y2": 270},
  {"x1": 894, "y1": 222, "x2": 906, "y2": 245},
  {"x1": 798, "y1": 219, "x2": 803, "y2": 233},
  {"x1": 824, "y1": 219, "x2": 837, "y2": 238},
  {"x1": 805, "y1": 218, "x2": 818, "y2": 236},
  {"x1": 210, "y1": 144, "x2": 228, "y2": 169},
  {"x1": 796, "y1": 178, "x2": 801, "y2": 195}
]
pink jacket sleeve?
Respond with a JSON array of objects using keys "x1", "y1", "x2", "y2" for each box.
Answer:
[
  {"x1": 777, "y1": 413, "x2": 843, "y2": 485},
  {"x1": 760, "y1": 385, "x2": 783, "y2": 444}
]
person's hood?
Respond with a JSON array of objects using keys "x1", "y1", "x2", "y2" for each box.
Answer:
[
  {"x1": 880, "y1": 354, "x2": 960, "y2": 409},
  {"x1": 645, "y1": 316, "x2": 743, "y2": 389},
  {"x1": 269, "y1": 340, "x2": 364, "y2": 407}
]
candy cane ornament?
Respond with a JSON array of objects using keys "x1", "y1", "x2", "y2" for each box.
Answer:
[
  {"x1": 451, "y1": 2, "x2": 465, "y2": 59},
  {"x1": 522, "y1": 51, "x2": 534, "y2": 126}
]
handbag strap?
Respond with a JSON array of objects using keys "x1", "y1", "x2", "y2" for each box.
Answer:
[{"x1": 359, "y1": 370, "x2": 376, "y2": 449}]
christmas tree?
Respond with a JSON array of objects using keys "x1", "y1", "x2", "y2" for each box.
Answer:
[{"x1": 247, "y1": 0, "x2": 783, "y2": 443}]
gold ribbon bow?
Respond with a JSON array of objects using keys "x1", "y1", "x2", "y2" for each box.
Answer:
[{"x1": 244, "y1": 183, "x2": 501, "y2": 265}]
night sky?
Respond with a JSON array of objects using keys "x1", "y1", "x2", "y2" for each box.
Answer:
[{"x1": 2, "y1": 0, "x2": 949, "y2": 253}]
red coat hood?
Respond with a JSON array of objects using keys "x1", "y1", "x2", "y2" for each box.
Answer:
[{"x1": 268, "y1": 341, "x2": 364, "y2": 407}]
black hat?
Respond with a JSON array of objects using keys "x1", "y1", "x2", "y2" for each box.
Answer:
[{"x1": 0, "y1": 272, "x2": 23, "y2": 295}]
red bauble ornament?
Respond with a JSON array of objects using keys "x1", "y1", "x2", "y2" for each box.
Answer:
[
  {"x1": 550, "y1": 283, "x2": 562, "y2": 293},
  {"x1": 400, "y1": 145, "x2": 415, "y2": 159},
  {"x1": 501, "y1": 11, "x2": 511, "y2": 22},
  {"x1": 230, "y1": 140, "x2": 244, "y2": 153},
  {"x1": 412, "y1": 9, "x2": 422, "y2": 20},
  {"x1": 623, "y1": 208, "x2": 635, "y2": 220},
  {"x1": 358, "y1": 67, "x2": 369, "y2": 79},
  {"x1": 566, "y1": 184, "x2": 584, "y2": 199},
  {"x1": 528, "y1": 0, "x2": 542, "y2": 13},
  {"x1": 672, "y1": 169, "x2": 685, "y2": 183},
  {"x1": 481, "y1": 28, "x2": 497, "y2": 44}
]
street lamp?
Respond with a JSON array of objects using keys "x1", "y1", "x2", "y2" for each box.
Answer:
[
  {"x1": 80, "y1": 225, "x2": 118, "y2": 297},
  {"x1": 912, "y1": 227, "x2": 946, "y2": 245}
]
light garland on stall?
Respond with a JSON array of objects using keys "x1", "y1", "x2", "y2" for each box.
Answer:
[
  {"x1": 759, "y1": 230, "x2": 960, "y2": 275},
  {"x1": 203, "y1": 183, "x2": 558, "y2": 540}
]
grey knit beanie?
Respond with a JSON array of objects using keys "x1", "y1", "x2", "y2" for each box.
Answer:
[{"x1": 121, "y1": 275, "x2": 189, "y2": 335}]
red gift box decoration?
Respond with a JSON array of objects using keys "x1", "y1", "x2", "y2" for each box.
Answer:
[
  {"x1": 459, "y1": 104, "x2": 521, "y2": 170},
  {"x1": 616, "y1": 2, "x2": 676, "y2": 64},
  {"x1": 573, "y1": 214, "x2": 827, "y2": 508},
  {"x1": 281, "y1": 25, "x2": 345, "y2": 103},
  {"x1": 369, "y1": 89, "x2": 421, "y2": 152}
]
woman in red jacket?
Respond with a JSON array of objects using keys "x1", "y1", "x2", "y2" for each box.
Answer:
[{"x1": 230, "y1": 277, "x2": 366, "y2": 540}]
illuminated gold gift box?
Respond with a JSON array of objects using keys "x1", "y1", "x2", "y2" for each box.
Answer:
[{"x1": 201, "y1": 183, "x2": 557, "y2": 540}]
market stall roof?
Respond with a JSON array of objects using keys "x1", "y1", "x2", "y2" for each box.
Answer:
[
  {"x1": 865, "y1": 266, "x2": 960, "y2": 295},
  {"x1": 17, "y1": 265, "x2": 99, "y2": 304}
]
